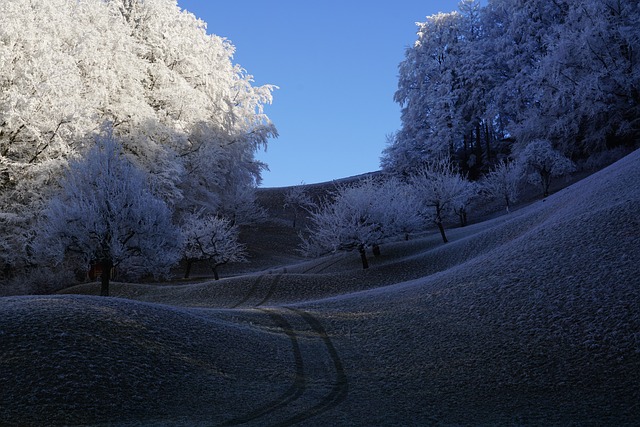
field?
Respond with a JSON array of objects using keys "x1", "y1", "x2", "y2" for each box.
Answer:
[{"x1": 1, "y1": 151, "x2": 640, "y2": 425}]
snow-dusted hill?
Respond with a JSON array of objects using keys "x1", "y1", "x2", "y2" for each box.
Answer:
[{"x1": 1, "y1": 149, "x2": 639, "y2": 425}]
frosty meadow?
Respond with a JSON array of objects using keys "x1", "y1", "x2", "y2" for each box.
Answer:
[{"x1": 1, "y1": 0, "x2": 640, "y2": 425}]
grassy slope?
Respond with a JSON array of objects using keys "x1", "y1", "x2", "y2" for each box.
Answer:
[{"x1": 1, "y1": 151, "x2": 639, "y2": 425}]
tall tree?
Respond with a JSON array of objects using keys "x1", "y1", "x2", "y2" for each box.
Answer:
[
  {"x1": 384, "y1": 0, "x2": 640, "y2": 176},
  {"x1": 0, "y1": 0, "x2": 276, "y2": 278},
  {"x1": 384, "y1": 11, "x2": 465, "y2": 175},
  {"x1": 532, "y1": 1, "x2": 640, "y2": 155}
]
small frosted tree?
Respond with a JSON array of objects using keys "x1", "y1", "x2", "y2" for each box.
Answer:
[
  {"x1": 481, "y1": 159, "x2": 522, "y2": 213},
  {"x1": 302, "y1": 181, "x2": 383, "y2": 269},
  {"x1": 283, "y1": 184, "x2": 314, "y2": 228},
  {"x1": 180, "y1": 212, "x2": 247, "y2": 280},
  {"x1": 410, "y1": 157, "x2": 471, "y2": 243},
  {"x1": 37, "y1": 129, "x2": 181, "y2": 296},
  {"x1": 371, "y1": 177, "x2": 422, "y2": 244},
  {"x1": 452, "y1": 180, "x2": 478, "y2": 227},
  {"x1": 302, "y1": 178, "x2": 419, "y2": 269},
  {"x1": 518, "y1": 140, "x2": 575, "y2": 197}
]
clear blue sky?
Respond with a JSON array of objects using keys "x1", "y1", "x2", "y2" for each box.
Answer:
[{"x1": 178, "y1": 1, "x2": 462, "y2": 187}]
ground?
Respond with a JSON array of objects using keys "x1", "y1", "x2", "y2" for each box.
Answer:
[{"x1": 1, "y1": 151, "x2": 639, "y2": 425}]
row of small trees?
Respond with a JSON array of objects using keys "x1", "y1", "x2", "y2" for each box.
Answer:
[{"x1": 301, "y1": 139, "x2": 575, "y2": 268}]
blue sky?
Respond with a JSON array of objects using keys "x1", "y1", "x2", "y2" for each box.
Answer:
[{"x1": 178, "y1": 1, "x2": 463, "y2": 187}]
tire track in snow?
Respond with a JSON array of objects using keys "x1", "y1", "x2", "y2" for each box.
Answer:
[
  {"x1": 218, "y1": 308, "x2": 305, "y2": 426},
  {"x1": 230, "y1": 275, "x2": 264, "y2": 308},
  {"x1": 255, "y1": 275, "x2": 282, "y2": 307},
  {"x1": 270, "y1": 308, "x2": 348, "y2": 426},
  {"x1": 219, "y1": 308, "x2": 348, "y2": 426}
]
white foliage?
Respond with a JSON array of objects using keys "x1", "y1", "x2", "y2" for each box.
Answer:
[
  {"x1": 481, "y1": 159, "x2": 522, "y2": 212},
  {"x1": 36, "y1": 130, "x2": 182, "y2": 282},
  {"x1": 180, "y1": 211, "x2": 246, "y2": 275},
  {"x1": 410, "y1": 157, "x2": 472, "y2": 242},
  {"x1": 384, "y1": 0, "x2": 640, "y2": 174},
  {"x1": 1, "y1": 0, "x2": 276, "y2": 273},
  {"x1": 302, "y1": 177, "x2": 420, "y2": 260},
  {"x1": 518, "y1": 140, "x2": 575, "y2": 197}
]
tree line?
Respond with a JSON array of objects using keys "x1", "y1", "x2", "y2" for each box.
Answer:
[{"x1": 382, "y1": 0, "x2": 639, "y2": 178}]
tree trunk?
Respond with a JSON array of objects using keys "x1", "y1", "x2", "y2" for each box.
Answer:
[
  {"x1": 484, "y1": 121, "x2": 492, "y2": 164},
  {"x1": 100, "y1": 259, "x2": 112, "y2": 297},
  {"x1": 435, "y1": 206, "x2": 448, "y2": 243},
  {"x1": 474, "y1": 122, "x2": 483, "y2": 179},
  {"x1": 458, "y1": 209, "x2": 467, "y2": 227},
  {"x1": 359, "y1": 245, "x2": 369, "y2": 269},
  {"x1": 437, "y1": 222, "x2": 448, "y2": 243},
  {"x1": 212, "y1": 265, "x2": 220, "y2": 281},
  {"x1": 372, "y1": 244, "x2": 381, "y2": 257},
  {"x1": 184, "y1": 260, "x2": 193, "y2": 279},
  {"x1": 540, "y1": 168, "x2": 551, "y2": 197}
]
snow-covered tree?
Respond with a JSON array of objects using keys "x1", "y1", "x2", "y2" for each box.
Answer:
[
  {"x1": 384, "y1": 10, "x2": 465, "y2": 175},
  {"x1": 180, "y1": 212, "x2": 246, "y2": 280},
  {"x1": 452, "y1": 180, "x2": 479, "y2": 227},
  {"x1": 0, "y1": 0, "x2": 276, "y2": 277},
  {"x1": 302, "y1": 178, "x2": 419, "y2": 269},
  {"x1": 409, "y1": 157, "x2": 471, "y2": 243},
  {"x1": 36, "y1": 129, "x2": 181, "y2": 296},
  {"x1": 283, "y1": 184, "x2": 314, "y2": 228},
  {"x1": 480, "y1": 159, "x2": 522, "y2": 213},
  {"x1": 518, "y1": 140, "x2": 575, "y2": 198},
  {"x1": 376, "y1": 177, "x2": 423, "y2": 242},
  {"x1": 385, "y1": 1, "x2": 504, "y2": 177}
]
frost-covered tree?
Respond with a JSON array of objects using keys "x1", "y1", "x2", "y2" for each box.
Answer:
[
  {"x1": 531, "y1": 1, "x2": 640, "y2": 155},
  {"x1": 518, "y1": 140, "x2": 575, "y2": 198},
  {"x1": 480, "y1": 159, "x2": 522, "y2": 213},
  {"x1": 36, "y1": 130, "x2": 181, "y2": 296},
  {"x1": 302, "y1": 178, "x2": 420, "y2": 269},
  {"x1": 0, "y1": 0, "x2": 276, "y2": 276},
  {"x1": 385, "y1": 10, "x2": 465, "y2": 175},
  {"x1": 180, "y1": 212, "x2": 246, "y2": 280},
  {"x1": 410, "y1": 157, "x2": 471, "y2": 243},
  {"x1": 283, "y1": 184, "x2": 314, "y2": 228},
  {"x1": 385, "y1": 1, "x2": 503, "y2": 177},
  {"x1": 452, "y1": 180, "x2": 478, "y2": 227},
  {"x1": 377, "y1": 177, "x2": 422, "y2": 242}
]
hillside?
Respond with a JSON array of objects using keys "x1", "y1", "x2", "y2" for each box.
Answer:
[{"x1": 1, "y1": 150, "x2": 640, "y2": 425}]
